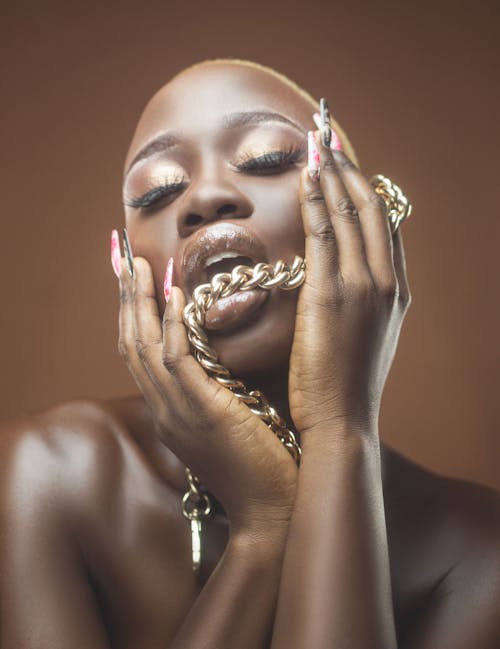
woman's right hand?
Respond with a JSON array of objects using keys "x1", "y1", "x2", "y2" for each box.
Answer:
[{"x1": 116, "y1": 254, "x2": 298, "y2": 534}]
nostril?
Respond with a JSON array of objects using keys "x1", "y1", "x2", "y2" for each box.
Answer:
[
  {"x1": 217, "y1": 203, "x2": 237, "y2": 217},
  {"x1": 185, "y1": 213, "x2": 204, "y2": 227}
]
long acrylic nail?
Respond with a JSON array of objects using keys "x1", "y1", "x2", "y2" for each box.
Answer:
[
  {"x1": 330, "y1": 129, "x2": 343, "y2": 151},
  {"x1": 110, "y1": 229, "x2": 122, "y2": 278},
  {"x1": 122, "y1": 228, "x2": 135, "y2": 278},
  {"x1": 319, "y1": 98, "x2": 332, "y2": 149},
  {"x1": 164, "y1": 257, "x2": 174, "y2": 303},
  {"x1": 313, "y1": 112, "x2": 343, "y2": 151},
  {"x1": 307, "y1": 131, "x2": 320, "y2": 181}
]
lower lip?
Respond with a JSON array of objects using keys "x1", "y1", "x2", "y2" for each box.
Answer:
[{"x1": 204, "y1": 289, "x2": 269, "y2": 331}]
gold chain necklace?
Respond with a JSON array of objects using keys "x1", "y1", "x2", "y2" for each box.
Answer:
[{"x1": 181, "y1": 256, "x2": 306, "y2": 574}]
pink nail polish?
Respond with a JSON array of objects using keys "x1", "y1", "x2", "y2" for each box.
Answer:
[
  {"x1": 110, "y1": 229, "x2": 122, "y2": 278},
  {"x1": 313, "y1": 111, "x2": 343, "y2": 151},
  {"x1": 164, "y1": 257, "x2": 174, "y2": 303},
  {"x1": 330, "y1": 127, "x2": 344, "y2": 151},
  {"x1": 307, "y1": 131, "x2": 320, "y2": 181}
]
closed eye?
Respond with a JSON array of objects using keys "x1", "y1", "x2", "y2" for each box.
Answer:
[
  {"x1": 234, "y1": 147, "x2": 305, "y2": 174},
  {"x1": 123, "y1": 180, "x2": 187, "y2": 209},
  {"x1": 124, "y1": 147, "x2": 305, "y2": 210}
]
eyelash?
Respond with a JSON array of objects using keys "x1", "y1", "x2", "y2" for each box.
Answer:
[
  {"x1": 234, "y1": 146, "x2": 305, "y2": 175},
  {"x1": 124, "y1": 180, "x2": 186, "y2": 209},
  {"x1": 125, "y1": 146, "x2": 305, "y2": 210}
]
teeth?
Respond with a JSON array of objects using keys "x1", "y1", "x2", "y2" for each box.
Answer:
[{"x1": 204, "y1": 251, "x2": 244, "y2": 268}]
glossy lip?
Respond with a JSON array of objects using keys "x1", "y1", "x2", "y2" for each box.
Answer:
[{"x1": 182, "y1": 223, "x2": 269, "y2": 296}]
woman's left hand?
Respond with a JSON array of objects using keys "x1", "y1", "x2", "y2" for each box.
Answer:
[{"x1": 288, "y1": 131, "x2": 411, "y2": 440}]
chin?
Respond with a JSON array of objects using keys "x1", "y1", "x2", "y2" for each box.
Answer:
[{"x1": 207, "y1": 291, "x2": 295, "y2": 379}]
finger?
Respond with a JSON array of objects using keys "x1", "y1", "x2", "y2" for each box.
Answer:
[
  {"x1": 392, "y1": 228, "x2": 411, "y2": 308},
  {"x1": 332, "y1": 149, "x2": 395, "y2": 291},
  {"x1": 131, "y1": 256, "x2": 185, "y2": 411},
  {"x1": 299, "y1": 161, "x2": 339, "y2": 294},
  {"x1": 161, "y1": 281, "x2": 286, "y2": 478},
  {"x1": 117, "y1": 257, "x2": 166, "y2": 415},
  {"x1": 161, "y1": 285, "x2": 214, "y2": 395},
  {"x1": 315, "y1": 131, "x2": 369, "y2": 279}
]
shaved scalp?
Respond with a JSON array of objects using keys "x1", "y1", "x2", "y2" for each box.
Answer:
[{"x1": 164, "y1": 57, "x2": 359, "y2": 166}]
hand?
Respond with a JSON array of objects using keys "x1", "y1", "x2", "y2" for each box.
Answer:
[
  {"x1": 289, "y1": 131, "x2": 411, "y2": 439},
  {"x1": 117, "y1": 257, "x2": 298, "y2": 532}
]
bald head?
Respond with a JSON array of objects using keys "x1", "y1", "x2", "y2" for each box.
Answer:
[{"x1": 125, "y1": 58, "x2": 358, "y2": 173}]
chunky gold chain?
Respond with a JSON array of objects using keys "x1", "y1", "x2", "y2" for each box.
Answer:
[
  {"x1": 183, "y1": 256, "x2": 305, "y2": 464},
  {"x1": 181, "y1": 256, "x2": 306, "y2": 573},
  {"x1": 370, "y1": 174, "x2": 412, "y2": 234},
  {"x1": 180, "y1": 175, "x2": 411, "y2": 573}
]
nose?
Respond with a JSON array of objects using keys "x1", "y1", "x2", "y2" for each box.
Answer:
[{"x1": 176, "y1": 172, "x2": 254, "y2": 237}]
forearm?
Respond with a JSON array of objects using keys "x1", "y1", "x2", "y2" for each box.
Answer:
[
  {"x1": 170, "y1": 524, "x2": 288, "y2": 649},
  {"x1": 271, "y1": 427, "x2": 397, "y2": 649}
]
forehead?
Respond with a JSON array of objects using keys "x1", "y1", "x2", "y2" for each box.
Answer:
[{"x1": 125, "y1": 63, "x2": 316, "y2": 167}]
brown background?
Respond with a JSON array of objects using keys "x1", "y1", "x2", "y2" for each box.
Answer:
[{"x1": 1, "y1": 1, "x2": 499, "y2": 490}]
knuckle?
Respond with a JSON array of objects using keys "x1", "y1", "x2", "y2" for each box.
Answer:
[
  {"x1": 341, "y1": 273, "x2": 374, "y2": 300},
  {"x1": 399, "y1": 288, "x2": 412, "y2": 310},
  {"x1": 377, "y1": 276, "x2": 398, "y2": 301},
  {"x1": 119, "y1": 284, "x2": 132, "y2": 303},
  {"x1": 161, "y1": 351, "x2": 190, "y2": 383},
  {"x1": 367, "y1": 191, "x2": 387, "y2": 214},
  {"x1": 321, "y1": 155, "x2": 338, "y2": 173},
  {"x1": 161, "y1": 350, "x2": 178, "y2": 377},
  {"x1": 117, "y1": 337, "x2": 130, "y2": 360},
  {"x1": 302, "y1": 187, "x2": 325, "y2": 205},
  {"x1": 311, "y1": 223, "x2": 336, "y2": 244},
  {"x1": 335, "y1": 197, "x2": 359, "y2": 223},
  {"x1": 135, "y1": 338, "x2": 151, "y2": 363},
  {"x1": 337, "y1": 155, "x2": 357, "y2": 172}
]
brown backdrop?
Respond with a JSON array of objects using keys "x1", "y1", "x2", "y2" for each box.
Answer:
[{"x1": 1, "y1": 1, "x2": 499, "y2": 490}]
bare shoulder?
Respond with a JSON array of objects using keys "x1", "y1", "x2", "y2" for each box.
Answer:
[
  {"x1": 0, "y1": 395, "x2": 187, "y2": 551},
  {"x1": 0, "y1": 399, "x2": 129, "y2": 503},
  {"x1": 427, "y1": 466, "x2": 500, "y2": 587},
  {"x1": 0, "y1": 398, "x2": 196, "y2": 647},
  {"x1": 383, "y1": 445, "x2": 500, "y2": 646},
  {"x1": 0, "y1": 399, "x2": 137, "y2": 648},
  {"x1": 384, "y1": 444, "x2": 500, "y2": 548}
]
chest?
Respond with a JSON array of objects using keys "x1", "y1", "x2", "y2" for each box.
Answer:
[
  {"x1": 84, "y1": 482, "x2": 229, "y2": 648},
  {"x1": 83, "y1": 477, "x2": 443, "y2": 649}
]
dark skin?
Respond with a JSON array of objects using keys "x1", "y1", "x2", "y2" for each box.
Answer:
[{"x1": 1, "y1": 62, "x2": 499, "y2": 648}]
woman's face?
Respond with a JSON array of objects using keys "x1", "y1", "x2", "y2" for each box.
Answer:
[{"x1": 123, "y1": 63, "x2": 316, "y2": 376}]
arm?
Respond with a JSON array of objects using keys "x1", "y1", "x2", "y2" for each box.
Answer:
[
  {"x1": 271, "y1": 429, "x2": 396, "y2": 649},
  {"x1": 170, "y1": 527, "x2": 288, "y2": 649},
  {"x1": 271, "y1": 133, "x2": 408, "y2": 648},
  {"x1": 116, "y1": 255, "x2": 298, "y2": 649},
  {"x1": 271, "y1": 130, "x2": 500, "y2": 648}
]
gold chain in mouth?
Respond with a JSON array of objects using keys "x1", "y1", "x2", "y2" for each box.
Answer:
[{"x1": 181, "y1": 256, "x2": 306, "y2": 573}]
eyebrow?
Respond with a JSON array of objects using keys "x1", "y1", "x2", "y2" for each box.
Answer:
[{"x1": 124, "y1": 110, "x2": 307, "y2": 176}]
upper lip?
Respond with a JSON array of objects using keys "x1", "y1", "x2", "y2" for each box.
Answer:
[{"x1": 182, "y1": 223, "x2": 268, "y2": 296}]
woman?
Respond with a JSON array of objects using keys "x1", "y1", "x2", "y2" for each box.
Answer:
[{"x1": 1, "y1": 58, "x2": 499, "y2": 648}]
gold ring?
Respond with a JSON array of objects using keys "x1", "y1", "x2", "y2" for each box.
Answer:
[{"x1": 369, "y1": 174, "x2": 412, "y2": 235}]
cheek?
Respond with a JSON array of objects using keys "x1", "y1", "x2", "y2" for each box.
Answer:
[
  {"x1": 125, "y1": 215, "x2": 178, "y2": 305},
  {"x1": 254, "y1": 176, "x2": 305, "y2": 259}
]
